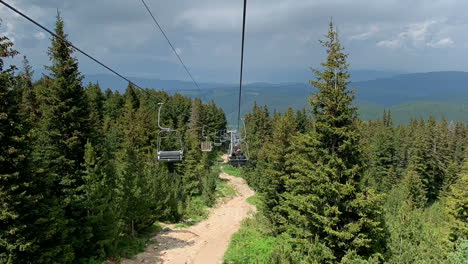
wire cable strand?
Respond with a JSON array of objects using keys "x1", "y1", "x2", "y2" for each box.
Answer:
[
  {"x1": 141, "y1": 0, "x2": 201, "y2": 92},
  {"x1": 237, "y1": 0, "x2": 247, "y2": 132},
  {"x1": 0, "y1": 0, "x2": 154, "y2": 95}
]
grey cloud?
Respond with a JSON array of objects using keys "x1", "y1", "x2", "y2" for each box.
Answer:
[{"x1": 1, "y1": 0, "x2": 468, "y2": 83}]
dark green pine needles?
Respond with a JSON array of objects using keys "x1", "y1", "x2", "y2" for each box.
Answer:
[{"x1": 279, "y1": 21, "x2": 387, "y2": 262}]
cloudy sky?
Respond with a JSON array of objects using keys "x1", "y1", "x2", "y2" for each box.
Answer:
[{"x1": 1, "y1": 0, "x2": 467, "y2": 83}]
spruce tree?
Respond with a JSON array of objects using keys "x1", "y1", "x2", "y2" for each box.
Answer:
[
  {"x1": 79, "y1": 142, "x2": 119, "y2": 260},
  {"x1": 18, "y1": 56, "x2": 39, "y2": 125},
  {"x1": 29, "y1": 13, "x2": 89, "y2": 262},
  {"x1": 280, "y1": 21, "x2": 386, "y2": 262},
  {"x1": 367, "y1": 110, "x2": 398, "y2": 192},
  {"x1": 259, "y1": 108, "x2": 297, "y2": 231},
  {"x1": 115, "y1": 90, "x2": 157, "y2": 237},
  {"x1": 402, "y1": 170, "x2": 427, "y2": 208},
  {"x1": 244, "y1": 103, "x2": 272, "y2": 166},
  {"x1": 0, "y1": 34, "x2": 36, "y2": 263},
  {"x1": 85, "y1": 83, "x2": 105, "y2": 147},
  {"x1": 183, "y1": 98, "x2": 204, "y2": 197},
  {"x1": 446, "y1": 150, "x2": 468, "y2": 241}
]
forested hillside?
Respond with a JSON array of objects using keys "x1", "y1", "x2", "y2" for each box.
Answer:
[
  {"x1": 0, "y1": 16, "x2": 227, "y2": 263},
  {"x1": 225, "y1": 22, "x2": 468, "y2": 263},
  {"x1": 84, "y1": 72, "x2": 468, "y2": 125}
]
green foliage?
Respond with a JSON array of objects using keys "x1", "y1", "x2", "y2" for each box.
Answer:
[
  {"x1": 224, "y1": 21, "x2": 468, "y2": 264},
  {"x1": 0, "y1": 33, "x2": 36, "y2": 264},
  {"x1": 224, "y1": 215, "x2": 277, "y2": 264},
  {"x1": 445, "y1": 154, "x2": 468, "y2": 241},
  {"x1": 222, "y1": 165, "x2": 242, "y2": 177},
  {"x1": 447, "y1": 239, "x2": 468, "y2": 264},
  {"x1": 277, "y1": 21, "x2": 386, "y2": 262},
  {"x1": 384, "y1": 187, "x2": 452, "y2": 263},
  {"x1": 0, "y1": 16, "x2": 227, "y2": 263},
  {"x1": 402, "y1": 170, "x2": 428, "y2": 208},
  {"x1": 112, "y1": 224, "x2": 161, "y2": 260},
  {"x1": 247, "y1": 194, "x2": 261, "y2": 207},
  {"x1": 177, "y1": 172, "x2": 236, "y2": 228},
  {"x1": 216, "y1": 178, "x2": 237, "y2": 199}
]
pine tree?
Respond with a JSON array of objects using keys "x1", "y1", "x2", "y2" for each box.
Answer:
[
  {"x1": 183, "y1": 98, "x2": 204, "y2": 197},
  {"x1": 18, "y1": 56, "x2": 39, "y2": 125},
  {"x1": 295, "y1": 107, "x2": 311, "y2": 134},
  {"x1": 115, "y1": 90, "x2": 157, "y2": 237},
  {"x1": 85, "y1": 82, "x2": 105, "y2": 147},
  {"x1": 366, "y1": 110, "x2": 398, "y2": 192},
  {"x1": 28, "y1": 13, "x2": 89, "y2": 262},
  {"x1": 244, "y1": 103, "x2": 272, "y2": 166},
  {"x1": 402, "y1": 170, "x2": 427, "y2": 208},
  {"x1": 0, "y1": 34, "x2": 36, "y2": 263},
  {"x1": 280, "y1": 21, "x2": 386, "y2": 262},
  {"x1": 259, "y1": 108, "x2": 297, "y2": 231},
  {"x1": 79, "y1": 142, "x2": 119, "y2": 260},
  {"x1": 446, "y1": 150, "x2": 468, "y2": 241}
]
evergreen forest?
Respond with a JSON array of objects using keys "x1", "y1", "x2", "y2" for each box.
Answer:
[
  {"x1": 0, "y1": 15, "x2": 227, "y2": 263},
  {"x1": 226, "y1": 22, "x2": 468, "y2": 264},
  {"x1": 0, "y1": 14, "x2": 467, "y2": 264}
]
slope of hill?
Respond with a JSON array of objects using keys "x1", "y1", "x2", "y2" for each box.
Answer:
[{"x1": 84, "y1": 71, "x2": 468, "y2": 124}]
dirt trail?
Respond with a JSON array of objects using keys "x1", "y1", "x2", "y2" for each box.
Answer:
[{"x1": 120, "y1": 161, "x2": 255, "y2": 264}]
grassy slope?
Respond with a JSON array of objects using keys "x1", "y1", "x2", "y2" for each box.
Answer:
[
  {"x1": 223, "y1": 192, "x2": 277, "y2": 264},
  {"x1": 222, "y1": 165, "x2": 278, "y2": 264},
  {"x1": 222, "y1": 165, "x2": 243, "y2": 177}
]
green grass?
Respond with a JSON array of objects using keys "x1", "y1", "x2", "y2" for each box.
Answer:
[
  {"x1": 113, "y1": 223, "x2": 162, "y2": 260},
  {"x1": 222, "y1": 165, "x2": 242, "y2": 177},
  {"x1": 246, "y1": 194, "x2": 261, "y2": 207},
  {"x1": 224, "y1": 215, "x2": 277, "y2": 264},
  {"x1": 175, "y1": 196, "x2": 210, "y2": 227},
  {"x1": 175, "y1": 176, "x2": 237, "y2": 228},
  {"x1": 217, "y1": 178, "x2": 237, "y2": 199}
]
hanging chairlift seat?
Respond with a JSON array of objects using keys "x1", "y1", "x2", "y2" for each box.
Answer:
[
  {"x1": 228, "y1": 151, "x2": 248, "y2": 166},
  {"x1": 156, "y1": 103, "x2": 184, "y2": 162},
  {"x1": 158, "y1": 150, "x2": 183, "y2": 162},
  {"x1": 157, "y1": 130, "x2": 184, "y2": 162},
  {"x1": 201, "y1": 141, "x2": 213, "y2": 152}
]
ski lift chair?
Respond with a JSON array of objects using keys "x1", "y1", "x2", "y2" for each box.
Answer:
[
  {"x1": 157, "y1": 103, "x2": 184, "y2": 162},
  {"x1": 201, "y1": 125, "x2": 214, "y2": 152},
  {"x1": 228, "y1": 152, "x2": 248, "y2": 166},
  {"x1": 201, "y1": 141, "x2": 213, "y2": 152},
  {"x1": 213, "y1": 131, "x2": 223, "y2": 147},
  {"x1": 157, "y1": 130, "x2": 184, "y2": 162}
]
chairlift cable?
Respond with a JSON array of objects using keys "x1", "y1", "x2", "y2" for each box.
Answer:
[
  {"x1": 141, "y1": 0, "x2": 206, "y2": 100},
  {"x1": 0, "y1": 0, "x2": 158, "y2": 98},
  {"x1": 237, "y1": 0, "x2": 248, "y2": 132}
]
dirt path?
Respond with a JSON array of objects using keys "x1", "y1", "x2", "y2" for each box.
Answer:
[{"x1": 120, "y1": 164, "x2": 255, "y2": 264}]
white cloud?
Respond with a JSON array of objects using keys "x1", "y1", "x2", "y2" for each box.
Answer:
[
  {"x1": 427, "y1": 37, "x2": 454, "y2": 48},
  {"x1": 406, "y1": 20, "x2": 437, "y2": 41},
  {"x1": 376, "y1": 20, "x2": 445, "y2": 49},
  {"x1": 350, "y1": 25, "x2": 380, "y2": 40},
  {"x1": 376, "y1": 39, "x2": 401, "y2": 48},
  {"x1": 34, "y1": 31, "x2": 46, "y2": 40}
]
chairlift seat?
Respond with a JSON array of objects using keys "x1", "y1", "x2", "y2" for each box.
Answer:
[
  {"x1": 158, "y1": 150, "x2": 183, "y2": 162},
  {"x1": 228, "y1": 154, "x2": 248, "y2": 167},
  {"x1": 201, "y1": 141, "x2": 213, "y2": 152}
]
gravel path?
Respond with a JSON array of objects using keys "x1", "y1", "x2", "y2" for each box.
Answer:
[{"x1": 119, "y1": 167, "x2": 255, "y2": 264}]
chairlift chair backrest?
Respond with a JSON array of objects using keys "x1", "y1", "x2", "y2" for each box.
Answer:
[
  {"x1": 201, "y1": 141, "x2": 213, "y2": 152},
  {"x1": 157, "y1": 103, "x2": 184, "y2": 162}
]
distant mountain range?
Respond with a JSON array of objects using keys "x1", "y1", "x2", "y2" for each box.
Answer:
[{"x1": 84, "y1": 71, "x2": 468, "y2": 125}]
